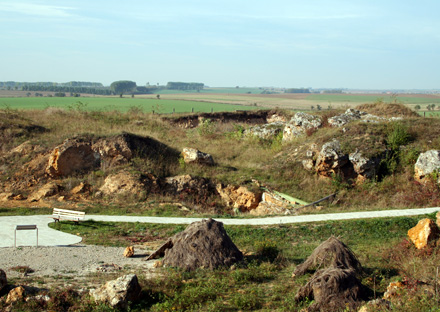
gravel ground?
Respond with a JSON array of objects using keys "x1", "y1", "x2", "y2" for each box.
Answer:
[{"x1": 0, "y1": 244, "x2": 155, "y2": 279}]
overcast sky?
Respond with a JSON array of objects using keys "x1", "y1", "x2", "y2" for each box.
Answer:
[{"x1": 1, "y1": 0, "x2": 439, "y2": 89}]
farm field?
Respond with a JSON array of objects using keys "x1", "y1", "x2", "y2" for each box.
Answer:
[
  {"x1": 0, "y1": 96, "x2": 258, "y2": 114},
  {"x1": 159, "y1": 92, "x2": 440, "y2": 111}
]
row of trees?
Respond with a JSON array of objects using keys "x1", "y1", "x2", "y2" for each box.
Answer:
[
  {"x1": 22, "y1": 85, "x2": 112, "y2": 95},
  {"x1": 285, "y1": 88, "x2": 310, "y2": 94},
  {"x1": 166, "y1": 82, "x2": 204, "y2": 91},
  {"x1": 1, "y1": 81, "x2": 104, "y2": 88}
]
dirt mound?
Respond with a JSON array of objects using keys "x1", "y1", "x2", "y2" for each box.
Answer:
[
  {"x1": 293, "y1": 236, "x2": 362, "y2": 276},
  {"x1": 356, "y1": 103, "x2": 419, "y2": 118},
  {"x1": 295, "y1": 268, "x2": 367, "y2": 312},
  {"x1": 147, "y1": 218, "x2": 243, "y2": 271},
  {"x1": 164, "y1": 110, "x2": 270, "y2": 128},
  {"x1": 0, "y1": 111, "x2": 47, "y2": 149},
  {"x1": 93, "y1": 132, "x2": 180, "y2": 168}
]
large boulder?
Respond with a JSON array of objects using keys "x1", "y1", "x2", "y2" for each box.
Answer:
[
  {"x1": 414, "y1": 150, "x2": 440, "y2": 183},
  {"x1": 99, "y1": 171, "x2": 148, "y2": 197},
  {"x1": 216, "y1": 184, "x2": 262, "y2": 212},
  {"x1": 147, "y1": 219, "x2": 243, "y2": 271},
  {"x1": 46, "y1": 139, "x2": 100, "y2": 177},
  {"x1": 314, "y1": 140, "x2": 349, "y2": 178},
  {"x1": 408, "y1": 218, "x2": 440, "y2": 249},
  {"x1": 90, "y1": 274, "x2": 141, "y2": 309},
  {"x1": 0, "y1": 269, "x2": 6, "y2": 292},
  {"x1": 182, "y1": 147, "x2": 214, "y2": 165},
  {"x1": 349, "y1": 150, "x2": 384, "y2": 183},
  {"x1": 283, "y1": 113, "x2": 322, "y2": 141}
]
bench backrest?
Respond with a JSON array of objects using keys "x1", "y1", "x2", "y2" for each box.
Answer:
[
  {"x1": 53, "y1": 208, "x2": 85, "y2": 218},
  {"x1": 16, "y1": 225, "x2": 38, "y2": 230}
]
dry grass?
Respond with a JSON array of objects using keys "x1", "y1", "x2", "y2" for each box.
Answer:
[{"x1": 356, "y1": 102, "x2": 420, "y2": 118}]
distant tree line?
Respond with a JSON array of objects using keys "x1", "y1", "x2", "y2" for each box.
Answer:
[
  {"x1": 285, "y1": 88, "x2": 310, "y2": 94},
  {"x1": 22, "y1": 85, "x2": 112, "y2": 95},
  {"x1": 166, "y1": 82, "x2": 204, "y2": 91},
  {"x1": 322, "y1": 89, "x2": 343, "y2": 94},
  {"x1": 1, "y1": 81, "x2": 104, "y2": 88}
]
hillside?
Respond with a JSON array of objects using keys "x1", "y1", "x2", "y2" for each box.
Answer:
[{"x1": 2, "y1": 103, "x2": 440, "y2": 311}]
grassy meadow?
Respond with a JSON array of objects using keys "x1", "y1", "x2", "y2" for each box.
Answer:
[{"x1": 0, "y1": 96, "x2": 258, "y2": 114}]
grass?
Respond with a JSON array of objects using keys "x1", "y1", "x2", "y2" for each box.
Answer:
[
  {"x1": 0, "y1": 97, "x2": 258, "y2": 113},
  {"x1": 36, "y1": 213, "x2": 440, "y2": 311}
]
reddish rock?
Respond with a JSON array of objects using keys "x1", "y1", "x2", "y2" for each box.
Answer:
[
  {"x1": 46, "y1": 139, "x2": 100, "y2": 177},
  {"x1": 216, "y1": 184, "x2": 262, "y2": 212},
  {"x1": 408, "y1": 218, "x2": 440, "y2": 249},
  {"x1": 124, "y1": 246, "x2": 135, "y2": 258},
  {"x1": 6, "y1": 286, "x2": 26, "y2": 304}
]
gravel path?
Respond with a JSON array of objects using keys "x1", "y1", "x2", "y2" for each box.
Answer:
[{"x1": 0, "y1": 245, "x2": 154, "y2": 279}]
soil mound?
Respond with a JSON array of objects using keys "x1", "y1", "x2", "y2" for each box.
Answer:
[
  {"x1": 356, "y1": 103, "x2": 419, "y2": 118},
  {"x1": 93, "y1": 132, "x2": 180, "y2": 167},
  {"x1": 147, "y1": 218, "x2": 243, "y2": 271},
  {"x1": 293, "y1": 236, "x2": 362, "y2": 276},
  {"x1": 295, "y1": 268, "x2": 367, "y2": 312},
  {"x1": 164, "y1": 110, "x2": 270, "y2": 128}
]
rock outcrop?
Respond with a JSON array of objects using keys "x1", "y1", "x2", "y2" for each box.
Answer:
[
  {"x1": 216, "y1": 184, "x2": 262, "y2": 212},
  {"x1": 414, "y1": 150, "x2": 440, "y2": 183},
  {"x1": 328, "y1": 109, "x2": 387, "y2": 127},
  {"x1": 408, "y1": 218, "x2": 440, "y2": 249},
  {"x1": 123, "y1": 246, "x2": 134, "y2": 258},
  {"x1": 27, "y1": 182, "x2": 60, "y2": 202},
  {"x1": 314, "y1": 140, "x2": 350, "y2": 178},
  {"x1": 46, "y1": 139, "x2": 100, "y2": 177},
  {"x1": 147, "y1": 218, "x2": 243, "y2": 271},
  {"x1": 182, "y1": 147, "x2": 214, "y2": 165},
  {"x1": 91, "y1": 274, "x2": 141, "y2": 309},
  {"x1": 283, "y1": 112, "x2": 322, "y2": 141},
  {"x1": 349, "y1": 150, "x2": 384, "y2": 183},
  {"x1": 99, "y1": 171, "x2": 146, "y2": 198},
  {"x1": 244, "y1": 123, "x2": 283, "y2": 140}
]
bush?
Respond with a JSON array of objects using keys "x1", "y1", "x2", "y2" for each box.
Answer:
[{"x1": 387, "y1": 122, "x2": 411, "y2": 150}]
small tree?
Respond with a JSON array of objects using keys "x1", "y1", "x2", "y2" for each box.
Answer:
[{"x1": 414, "y1": 104, "x2": 421, "y2": 111}]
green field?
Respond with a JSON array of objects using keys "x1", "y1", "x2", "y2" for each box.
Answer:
[{"x1": 0, "y1": 97, "x2": 257, "y2": 114}]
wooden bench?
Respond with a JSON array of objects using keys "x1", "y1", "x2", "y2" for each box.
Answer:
[
  {"x1": 52, "y1": 208, "x2": 85, "y2": 223},
  {"x1": 15, "y1": 225, "x2": 38, "y2": 247}
]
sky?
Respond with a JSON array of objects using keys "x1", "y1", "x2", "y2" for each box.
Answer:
[{"x1": 0, "y1": 0, "x2": 439, "y2": 89}]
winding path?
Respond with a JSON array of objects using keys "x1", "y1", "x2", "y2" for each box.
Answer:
[{"x1": 0, "y1": 207, "x2": 439, "y2": 248}]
